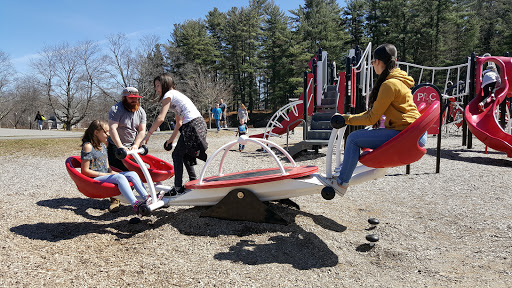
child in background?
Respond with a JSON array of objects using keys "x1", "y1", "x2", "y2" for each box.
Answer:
[
  {"x1": 211, "y1": 104, "x2": 222, "y2": 132},
  {"x1": 81, "y1": 119, "x2": 154, "y2": 216},
  {"x1": 236, "y1": 119, "x2": 248, "y2": 152},
  {"x1": 479, "y1": 62, "x2": 501, "y2": 112}
]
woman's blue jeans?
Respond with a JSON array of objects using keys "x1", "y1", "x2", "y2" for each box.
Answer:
[
  {"x1": 95, "y1": 171, "x2": 148, "y2": 205},
  {"x1": 337, "y1": 128, "x2": 428, "y2": 185}
]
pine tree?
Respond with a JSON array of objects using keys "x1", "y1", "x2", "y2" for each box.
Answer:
[
  {"x1": 343, "y1": 0, "x2": 368, "y2": 48},
  {"x1": 440, "y1": 0, "x2": 479, "y2": 65},
  {"x1": 290, "y1": 0, "x2": 349, "y2": 64},
  {"x1": 261, "y1": 2, "x2": 295, "y2": 109}
]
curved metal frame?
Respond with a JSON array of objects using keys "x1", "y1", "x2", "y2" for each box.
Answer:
[
  {"x1": 262, "y1": 77, "x2": 314, "y2": 139},
  {"x1": 197, "y1": 135, "x2": 298, "y2": 185}
]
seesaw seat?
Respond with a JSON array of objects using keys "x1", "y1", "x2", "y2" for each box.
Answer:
[
  {"x1": 123, "y1": 154, "x2": 174, "y2": 183},
  {"x1": 65, "y1": 156, "x2": 123, "y2": 198},
  {"x1": 359, "y1": 100, "x2": 440, "y2": 168}
]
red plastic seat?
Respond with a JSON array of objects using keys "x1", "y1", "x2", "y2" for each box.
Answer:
[
  {"x1": 359, "y1": 100, "x2": 440, "y2": 168},
  {"x1": 417, "y1": 102, "x2": 427, "y2": 113},
  {"x1": 66, "y1": 154, "x2": 175, "y2": 198},
  {"x1": 65, "y1": 156, "x2": 122, "y2": 198},
  {"x1": 123, "y1": 154, "x2": 174, "y2": 183}
]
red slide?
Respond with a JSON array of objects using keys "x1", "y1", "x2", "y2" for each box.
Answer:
[
  {"x1": 464, "y1": 56, "x2": 512, "y2": 157},
  {"x1": 250, "y1": 73, "x2": 315, "y2": 138}
]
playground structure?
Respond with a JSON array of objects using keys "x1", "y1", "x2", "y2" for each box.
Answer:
[
  {"x1": 464, "y1": 56, "x2": 512, "y2": 157},
  {"x1": 64, "y1": 43, "x2": 510, "y2": 224},
  {"x1": 66, "y1": 93, "x2": 442, "y2": 223},
  {"x1": 253, "y1": 42, "x2": 512, "y2": 161},
  {"x1": 250, "y1": 49, "x2": 346, "y2": 157}
]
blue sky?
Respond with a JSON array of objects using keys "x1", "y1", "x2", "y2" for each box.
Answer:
[{"x1": 0, "y1": 0, "x2": 345, "y2": 75}]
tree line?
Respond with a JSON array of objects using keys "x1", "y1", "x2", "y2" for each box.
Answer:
[{"x1": 1, "y1": 0, "x2": 510, "y2": 130}]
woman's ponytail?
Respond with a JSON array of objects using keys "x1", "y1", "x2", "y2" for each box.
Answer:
[{"x1": 368, "y1": 44, "x2": 398, "y2": 107}]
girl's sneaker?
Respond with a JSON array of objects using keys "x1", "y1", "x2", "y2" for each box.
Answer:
[
  {"x1": 336, "y1": 178, "x2": 349, "y2": 192},
  {"x1": 133, "y1": 200, "x2": 151, "y2": 217},
  {"x1": 145, "y1": 195, "x2": 152, "y2": 206},
  {"x1": 156, "y1": 191, "x2": 165, "y2": 201}
]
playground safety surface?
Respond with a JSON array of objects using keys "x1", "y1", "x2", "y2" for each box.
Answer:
[{"x1": 1, "y1": 128, "x2": 511, "y2": 287}]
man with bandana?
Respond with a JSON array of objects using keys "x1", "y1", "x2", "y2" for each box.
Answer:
[{"x1": 107, "y1": 87, "x2": 147, "y2": 212}]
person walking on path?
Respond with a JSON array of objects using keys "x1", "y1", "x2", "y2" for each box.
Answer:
[{"x1": 34, "y1": 111, "x2": 45, "y2": 130}]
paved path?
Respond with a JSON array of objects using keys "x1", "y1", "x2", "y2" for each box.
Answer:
[
  {"x1": 0, "y1": 128, "x2": 84, "y2": 140},
  {"x1": 0, "y1": 127, "x2": 243, "y2": 140}
]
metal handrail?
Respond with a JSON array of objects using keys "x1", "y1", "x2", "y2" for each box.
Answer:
[{"x1": 285, "y1": 118, "x2": 307, "y2": 151}]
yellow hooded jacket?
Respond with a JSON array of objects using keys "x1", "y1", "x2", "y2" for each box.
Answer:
[{"x1": 344, "y1": 68, "x2": 420, "y2": 131}]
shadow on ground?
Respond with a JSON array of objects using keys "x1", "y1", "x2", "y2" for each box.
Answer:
[
  {"x1": 10, "y1": 197, "x2": 345, "y2": 270},
  {"x1": 426, "y1": 147, "x2": 512, "y2": 167}
]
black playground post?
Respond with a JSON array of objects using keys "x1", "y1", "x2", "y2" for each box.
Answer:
[
  {"x1": 303, "y1": 71, "x2": 309, "y2": 141},
  {"x1": 466, "y1": 53, "x2": 476, "y2": 149},
  {"x1": 499, "y1": 52, "x2": 509, "y2": 129},
  {"x1": 436, "y1": 101, "x2": 450, "y2": 173},
  {"x1": 312, "y1": 58, "x2": 318, "y2": 114},
  {"x1": 344, "y1": 56, "x2": 352, "y2": 114}
]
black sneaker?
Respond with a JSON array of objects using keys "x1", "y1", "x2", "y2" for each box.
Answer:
[
  {"x1": 164, "y1": 186, "x2": 185, "y2": 197},
  {"x1": 133, "y1": 200, "x2": 151, "y2": 217}
]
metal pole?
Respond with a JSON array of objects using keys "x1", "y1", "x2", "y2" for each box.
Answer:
[
  {"x1": 303, "y1": 71, "x2": 308, "y2": 141},
  {"x1": 345, "y1": 57, "x2": 352, "y2": 114},
  {"x1": 436, "y1": 102, "x2": 450, "y2": 173},
  {"x1": 500, "y1": 52, "x2": 509, "y2": 129},
  {"x1": 312, "y1": 58, "x2": 318, "y2": 114},
  {"x1": 466, "y1": 53, "x2": 476, "y2": 149}
]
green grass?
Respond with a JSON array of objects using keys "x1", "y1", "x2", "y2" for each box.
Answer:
[{"x1": 0, "y1": 138, "x2": 82, "y2": 157}]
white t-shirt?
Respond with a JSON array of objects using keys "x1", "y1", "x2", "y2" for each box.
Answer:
[
  {"x1": 163, "y1": 90, "x2": 202, "y2": 124},
  {"x1": 482, "y1": 69, "x2": 501, "y2": 88}
]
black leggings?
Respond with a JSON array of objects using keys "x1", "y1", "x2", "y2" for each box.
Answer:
[{"x1": 172, "y1": 135, "x2": 197, "y2": 187}]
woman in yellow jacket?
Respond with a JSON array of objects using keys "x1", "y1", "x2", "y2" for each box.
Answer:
[{"x1": 336, "y1": 44, "x2": 427, "y2": 192}]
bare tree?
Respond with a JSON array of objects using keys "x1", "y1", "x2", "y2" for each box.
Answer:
[
  {"x1": 133, "y1": 35, "x2": 167, "y2": 126},
  {"x1": 9, "y1": 78, "x2": 43, "y2": 129},
  {"x1": 101, "y1": 33, "x2": 137, "y2": 103},
  {"x1": 135, "y1": 34, "x2": 163, "y2": 96},
  {"x1": 0, "y1": 51, "x2": 15, "y2": 122},
  {"x1": 183, "y1": 65, "x2": 233, "y2": 128},
  {"x1": 32, "y1": 41, "x2": 101, "y2": 130}
]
